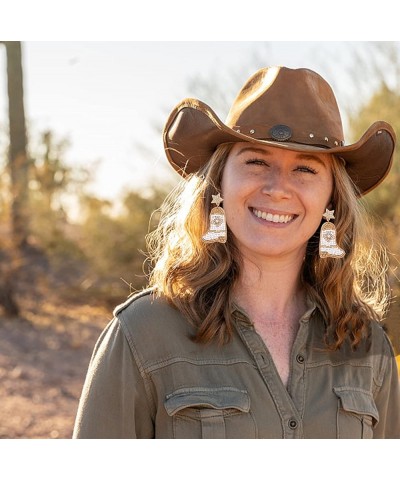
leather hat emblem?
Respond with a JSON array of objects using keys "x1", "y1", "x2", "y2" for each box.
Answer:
[{"x1": 269, "y1": 124, "x2": 292, "y2": 141}]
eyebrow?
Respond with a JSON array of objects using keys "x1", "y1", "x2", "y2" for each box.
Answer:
[
  {"x1": 296, "y1": 153, "x2": 328, "y2": 167},
  {"x1": 237, "y1": 146, "x2": 272, "y2": 156},
  {"x1": 237, "y1": 146, "x2": 328, "y2": 168}
]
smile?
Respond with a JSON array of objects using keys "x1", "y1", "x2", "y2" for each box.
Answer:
[{"x1": 252, "y1": 208, "x2": 294, "y2": 224}]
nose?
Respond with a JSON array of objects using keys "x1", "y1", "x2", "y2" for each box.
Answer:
[{"x1": 261, "y1": 169, "x2": 292, "y2": 199}]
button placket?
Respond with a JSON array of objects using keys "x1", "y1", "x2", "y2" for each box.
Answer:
[
  {"x1": 235, "y1": 321, "x2": 303, "y2": 438},
  {"x1": 287, "y1": 319, "x2": 311, "y2": 420}
]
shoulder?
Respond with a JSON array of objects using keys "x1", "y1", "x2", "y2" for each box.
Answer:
[
  {"x1": 112, "y1": 288, "x2": 196, "y2": 360},
  {"x1": 113, "y1": 288, "x2": 163, "y2": 317},
  {"x1": 113, "y1": 288, "x2": 186, "y2": 330},
  {"x1": 368, "y1": 319, "x2": 396, "y2": 385},
  {"x1": 369, "y1": 319, "x2": 395, "y2": 357}
]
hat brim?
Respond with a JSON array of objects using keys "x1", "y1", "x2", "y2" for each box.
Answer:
[{"x1": 163, "y1": 99, "x2": 396, "y2": 195}]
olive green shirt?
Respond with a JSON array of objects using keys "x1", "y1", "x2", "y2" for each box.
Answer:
[{"x1": 73, "y1": 289, "x2": 400, "y2": 439}]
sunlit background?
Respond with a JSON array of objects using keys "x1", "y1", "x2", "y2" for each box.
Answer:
[
  {"x1": 0, "y1": 41, "x2": 371, "y2": 207},
  {"x1": 0, "y1": 38, "x2": 399, "y2": 458},
  {"x1": 1, "y1": 0, "x2": 400, "y2": 473}
]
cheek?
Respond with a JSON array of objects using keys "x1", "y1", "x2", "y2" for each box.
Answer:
[
  {"x1": 221, "y1": 180, "x2": 251, "y2": 220},
  {"x1": 309, "y1": 173, "x2": 333, "y2": 206},
  {"x1": 221, "y1": 178, "x2": 245, "y2": 226},
  {"x1": 221, "y1": 165, "x2": 257, "y2": 200},
  {"x1": 305, "y1": 186, "x2": 332, "y2": 224},
  {"x1": 221, "y1": 171, "x2": 240, "y2": 204}
]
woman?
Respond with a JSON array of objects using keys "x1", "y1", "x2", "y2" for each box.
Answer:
[{"x1": 73, "y1": 66, "x2": 400, "y2": 438}]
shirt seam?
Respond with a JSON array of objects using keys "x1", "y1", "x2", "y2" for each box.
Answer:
[
  {"x1": 143, "y1": 357, "x2": 256, "y2": 374},
  {"x1": 118, "y1": 312, "x2": 157, "y2": 416},
  {"x1": 374, "y1": 332, "x2": 392, "y2": 391},
  {"x1": 306, "y1": 360, "x2": 374, "y2": 368}
]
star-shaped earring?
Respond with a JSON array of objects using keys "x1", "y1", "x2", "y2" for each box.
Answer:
[
  {"x1": 323, "y1": 208, "x2": 335, "y2": 222},
  {"x1": 211, "y1": 193, "x2": 223, "y2": 207}
]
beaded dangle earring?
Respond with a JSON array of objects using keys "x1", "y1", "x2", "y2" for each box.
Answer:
[
  {"x1": 202, "y1": 193, "x2": 227, "y2": 244},
  {"x1": 319, "y1": 208, "x2": 345, "y2": 259}
]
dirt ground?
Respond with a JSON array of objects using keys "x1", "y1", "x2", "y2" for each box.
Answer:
[{"x1": 0, "y1": 284, "x2": 113, "y2": 439}]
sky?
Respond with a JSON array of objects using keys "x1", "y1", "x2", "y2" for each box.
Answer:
[{"x1": 1, "y1": 40, "x2": 377, "y2": 204}]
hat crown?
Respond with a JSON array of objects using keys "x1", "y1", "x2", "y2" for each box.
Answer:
[
  {"x1": 163, "y1": 65, "x2": 395, "y2": 195},
  {"x1": 225, "y1": 66, "x2": 344, "y2": 148}
]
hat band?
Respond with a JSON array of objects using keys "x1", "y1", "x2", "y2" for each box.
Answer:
[{"x1": 232, "y1": 123, "x2": 344, "y2": 149}]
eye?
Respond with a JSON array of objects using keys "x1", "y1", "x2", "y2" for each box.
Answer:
[
  {"x1": 245, "y1": 158, "x2": 269, "y2": 166},
  {"x1": 295, "y1": 165, "x2": 317, "y2": 174}
]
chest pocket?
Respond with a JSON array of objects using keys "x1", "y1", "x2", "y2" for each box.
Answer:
[
  {"x1": 333, "y1": 387, "x2": 379, "y2": 439},
  {"x1": 164, "y1": 387, "x2": 256, "y2": 439}
]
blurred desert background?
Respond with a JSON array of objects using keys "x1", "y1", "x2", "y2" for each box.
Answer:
[{"x1": 0, "y1": 41, "x2": 399, "y2": 439}]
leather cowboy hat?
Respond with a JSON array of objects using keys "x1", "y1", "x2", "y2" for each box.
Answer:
[{"x1": 163, "y1": 66, "x2": 396, "y2": 195}]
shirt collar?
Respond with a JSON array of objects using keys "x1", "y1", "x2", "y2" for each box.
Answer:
[{"x1": 232, "y1": 297, "x2": 317, "y2": 325}]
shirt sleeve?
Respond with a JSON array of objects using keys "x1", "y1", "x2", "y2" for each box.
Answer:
[
  {"x1": 73, "y1": 317, "x2": 154, "y2": 439},
  {"x1": 373, "y1": 335, "x2": 400, "y2": 439}
]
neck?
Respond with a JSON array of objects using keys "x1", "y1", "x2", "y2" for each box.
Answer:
[{"x1": 233, "y1": 253, "x2": 307, "y2": 321}]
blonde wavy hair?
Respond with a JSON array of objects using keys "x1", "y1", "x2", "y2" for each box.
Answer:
[{"x1": 146, "y1": 143, "x2": 389, "y2": 350}]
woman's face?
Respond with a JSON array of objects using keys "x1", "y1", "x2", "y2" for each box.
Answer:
[{"x1": 221, "y1": 143, "x2": 334, "y2": 263}]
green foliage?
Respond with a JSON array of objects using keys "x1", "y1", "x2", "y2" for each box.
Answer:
[
  {"x1": 76, "y1": 185, "x2": 171, "y2": 300},
  {"x1": 350, "y1": 84, "x2": 400, "y2": 219},
  {"x1": 0, "y1": 124, "x2": 174, "y2": 306},
  {"x1": 28, "y1": 130, "x2": 91, "y2": 255},
  {"x1": 348, "y1": 68, "x2": 400, "y2": 352}
]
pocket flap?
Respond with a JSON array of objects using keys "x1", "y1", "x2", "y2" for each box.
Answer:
[
  {"x1": 164, "y1": 387, "x2": 250, "y2": 416},
  {"x1": 333, "y1": 387, "x2": 379, "y2": 423}
]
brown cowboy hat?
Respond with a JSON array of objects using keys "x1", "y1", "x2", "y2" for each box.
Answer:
[{"x1": 163, "y1": 66, "x2": 396, "y2": 195}]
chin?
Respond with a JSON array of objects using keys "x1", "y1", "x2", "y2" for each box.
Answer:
[{"x1": 239, "y1": 242, "x2": 306, "y2": 262}]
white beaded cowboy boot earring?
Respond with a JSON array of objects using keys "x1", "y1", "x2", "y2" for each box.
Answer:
[
  {"x1": 319, "y1": 208, "x2": 345, "y2": 258},
  {"x1": 202, "y1": 193, "x2": 227, "y2": 244}
]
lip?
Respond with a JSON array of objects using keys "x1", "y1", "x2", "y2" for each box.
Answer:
[{"x1": 251, "y1": 207, "x2": 297, "y2": 225}]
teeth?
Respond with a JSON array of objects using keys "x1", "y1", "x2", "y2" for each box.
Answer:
[{"x1": 253, "y1": 209, "x2": 293, "y2": 224}]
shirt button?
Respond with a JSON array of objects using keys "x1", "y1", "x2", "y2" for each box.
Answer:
[
  {"x1": 288, "y1": 419, "x2": 298, "y2": 430},
  {"x1": 296, "y1": 354, "x2": 305, "y2": 364}
]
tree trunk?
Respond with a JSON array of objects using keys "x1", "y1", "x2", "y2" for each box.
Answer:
[
  {"x1": 4, "y1": 41, "x2": 29, "y2": 248},
  {"x1": 0, "y1": 41, "x2": 27, "y2": 317}
]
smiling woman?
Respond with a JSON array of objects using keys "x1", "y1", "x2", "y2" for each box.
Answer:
[
  {"x1": 73, "y1": 66, "x2": 400, "y2": 439},
  {"x1": 220, "y1": 144, "x2": 333, "y2": 264}
]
